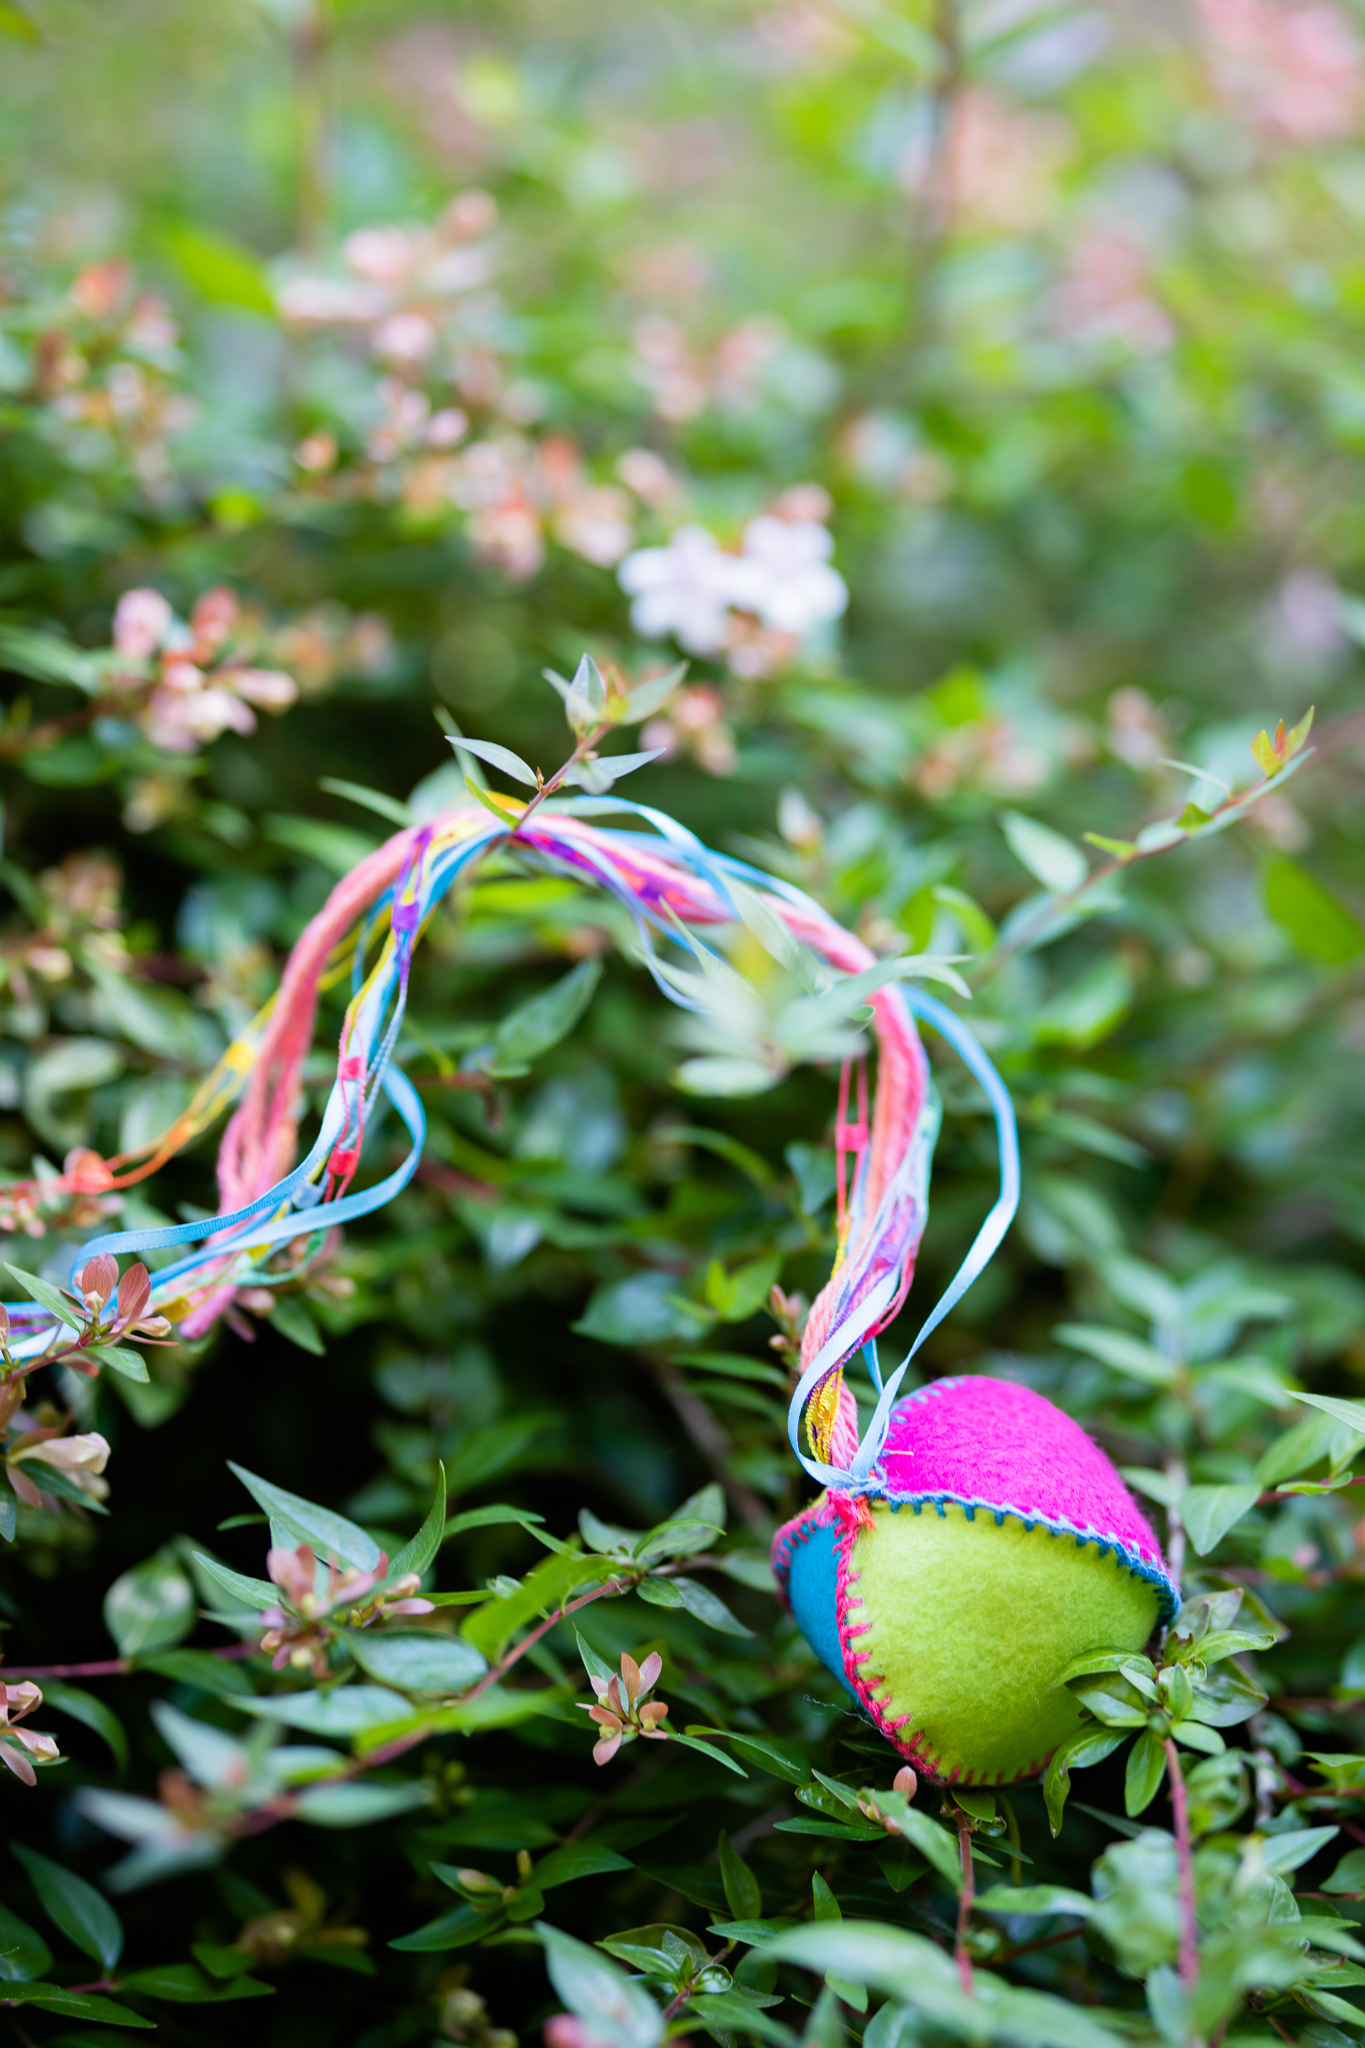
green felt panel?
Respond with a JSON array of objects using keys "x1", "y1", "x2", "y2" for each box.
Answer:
[{"x1": 849, "y1": 1502, "x2": 1159, "y2": 1785}]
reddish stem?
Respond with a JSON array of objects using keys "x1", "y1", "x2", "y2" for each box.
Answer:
[
  {"x1": 1165, "y1": 1738, "x2": 1199, "y2": 1995},
  {"x1": 2, "y1": 1657, "x2": 129, "y2": 1680},
  {"x1": 955, "y1": 1817, "x2": 975, "y2": 1995},
  {"x1": 458, "y1": 1577, "x2": 628, "y2": 1704},
  {"x1": 3, "y1": 1641, "x2": 256, "y2": 1681}
]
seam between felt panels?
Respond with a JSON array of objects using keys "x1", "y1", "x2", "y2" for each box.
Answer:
[
  {"x1": 771, "y1": 1496, "x2": 839, "y2": 1613},
  {"x1": 830, "y1": 1491, "x2": 943, "y2": 1776}
]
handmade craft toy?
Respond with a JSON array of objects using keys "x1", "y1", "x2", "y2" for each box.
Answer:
[{"x1": 2, "y1": 767, "x2": 1174, "y2": 1784}]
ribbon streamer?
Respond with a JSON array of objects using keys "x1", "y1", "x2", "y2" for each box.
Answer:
[{"x1": 2, "y1": 798, "x2": 1019, "y2": 1436}]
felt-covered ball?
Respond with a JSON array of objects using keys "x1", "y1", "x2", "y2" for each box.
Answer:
[{"x1": 773, "y1": 1375, "x2": 1177, "y2": 1787}]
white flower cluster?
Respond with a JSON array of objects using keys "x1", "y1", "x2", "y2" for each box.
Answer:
[{"x1": 618, "y1": 496, "x2": 847, "y2": 672}]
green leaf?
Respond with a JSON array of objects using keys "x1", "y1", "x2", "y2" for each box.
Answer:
[
  {"x1": 1178, "y1": 1482, "x2": 1262, "y2": 1554},
  {"x1": 1264, "y1": 857, "x2": 1365, "y2": 964},
  {"x1": 227, "y1": 1462, "x2": 380, "y2": 1571},
  {"x1": 1001, "y1": 810, "x2": 1089, "y2": 894},
  {"x1": 537, "y1": 1921, "x2": 664, "y2": 2048},
  {"x1": 388, "y1": 1463, "x2": 446, "y2": 1580},
  {"x1": 482, "y1": 960, "x2": 602, "y2": 1074},
  {"x1": 85, "y1": 1342, "x2": 150, "y2": 1382},
  {"x1": 1123, "y1": 1729, "x2": 1168, "y2": 1816},
  {"x1": 636, "y1": 1576, "x2": 682, "y2": 1609},
  {"x1": 719, "y1": 1832, "x2": 762, "y2": 1920},
  {"x1": 461, "y1": 1549, "x2": 618, "y2": 1660},
  {"x1": 0, "y1": 1900, "x2": 52, "y2": 1982},
  {"x1": 1323, "y1": 1848, "x2": 1365, "y2": 1895},
  {"x1": 1168, "y1": 1719, "x2": 1224, "y2": 1755},
  {"x1": 720, "y1": 1732, "x2": 807, "y2": 1783},
  {"x1": 574, "y1": 1270, "x2": 710, "y2": 1346},
  {"x1": 120, "y1": 1959, "x2": 275, "y2": 1999},
  {"x1": 1049, "y1": 1648, "x2": 1155, "y2": 1691},
  {"x1": 4, "y1": 1262, "x2": 82, "y2": 1329},
  {"x1": 390, "y1": 1900, "x2": 494, "y2": 1951},
  {"x1": 264, "y1": 815, "x2": 382, "y2": 876},
  {"x1": 0, "y1": 10, "x2": 40, "y2": 49},
  {"x1": 295, "y1": 1779, "x2": 433, "y2": 1826},
  {"x1": 189, "y1": 1552, "x2": 278, "y2": 1612},
  {"x1": 1033, "y1": 958, "x2": 1133, "y2": 1050},
  {"x1": 671, "y1": 1733, "x2": 749, "y2": 1777},
  {"x1": 632, "y1": 1515, "x2": 722, "y2": 1564},
  {"x1": 975, "y1": 1885, "x2": 1093, "y2": 1917},
  {"x1": 1259, "y1": 1824, "x2": 1339, "y2": 1873},
  {"x1": 623, "y1": 662, "x2": 688, "y2": 723},
  {"x1": 449, "y1": 736, "x2": 539, "y2": 787},
  {"x1": 2, "y1": 1983, "x2": 153, "y2": 2024},
  {"x1": 141, "y1": 1648, "x2": 256, "y2": 1696},
  {"x1": 39, "y1": 1680, "x2": 128, "y2": 1771},
  {"x1": 533, "y1": 1841, "x2": 633, "y2": 1889},
  {"x1": 12, "y1": 1844, "x2": 123, "y2": 1970},
  {"x1": 442, "y1": 1503, "x2": 546, "y2": 1540},
  {"x1": 687, "y1": 1991, "x2": 795, "y2": 2044},
  {"x1": 1289, "y1": 1388, "x2": 1365, "y2": 1437},
  {"x1": 667, "y1": 1576, "x2": 753, "y2": 1637},
  {"x1": 318, "y1": 776, "x2": 414, "y2": 828},
  {"x1": 859, "y1": 1793, "x2": 962, "y2": 1888},
  {"x1": 676, "y1": 1351, "x2": 788, "y2": 1390},
  {"x1": 343, "y1": 1629, "x2": 487, "y2": 1694},
  {"x1": 775, "y1": 1816, "x2": 884, "y2": 1842},
  {"x1": 158, "y1": 221, "x2": 275, "y2": 311},
  {"x1": 1044, "y1": 1727, "x2": 1125, "y2": 1836},
  {"x1": 703, "y1": 1255, "x2": 782, "y2": 1324},
  {"x1": 231, "y1": 1685, "x2": 411, "y2": 1736},
  {"x1": 268, "y1": 1297, "x2": 325, "y2": 1354},
  {"x1": 1055, "y1": 1323, "x2": 1177, "y2": 1387},
  {"x1": 103, "y1": 1547, "x2": 196, "y2": 1657}
]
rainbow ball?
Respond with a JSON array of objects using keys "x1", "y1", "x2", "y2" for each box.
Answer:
[{"x1": 773, "y1": 1376, "x2": 1178, "y2": 1786}]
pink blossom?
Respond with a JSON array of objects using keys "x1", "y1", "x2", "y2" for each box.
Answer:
[
  {"x1": 8, "y1": 1430, "x2": 111, "y2": 1507},
  {"x1": 1197, "y1": 0, "x2": 1365, "y2": 143},
  {"x1": 375, "y1": 311, "x2": 438, "y2": 365},
  {"x1": 277, "y1": 278, "x2": 390, "y2": 326},
  {"x1": 344, "y1": 225, "x2": 415, "y2": 287},
  {"x1": 713, "y1": 315, "x2": 786, "y2": 411},
  {"x1": 189, "y1": 586, "x2": 239, "y2": 656},
  {"x1": 231, "y1": 669, "x2": 298, "y2": 712},
  {"x1": 900, "y1": 87, "x2": 1071, "y2": 233},
  {"x1": 554, "y1": 487, "x2": 634, "y2": 568},
  {"x1": 113, "y1": 587, "x2": 173, "y2": 660},
  {"x1": 630, "y1": 316, "x2": 707, "y2": 422},
  {"x1": 1051, "y1": 228, "x2": 1174, "y2": 353},
  {"x1": 0, "y1": 1681, "x2": 59, "y2": 1787},
  {"x1": 616, "y1": 447, "x2": 682, "y2": 509}
]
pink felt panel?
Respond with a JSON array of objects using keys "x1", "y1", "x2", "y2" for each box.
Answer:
[{"x1": 880, "y1": 1375, "x2": 1167, "y2": 1570}]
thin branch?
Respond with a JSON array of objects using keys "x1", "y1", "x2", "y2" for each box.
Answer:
[
  {"x1": 1165, "y1": 1738, "x2": 1199, "y2": 1996},
  {"x1": 1161, "y1": 1456, "x2": 1188, "y2": 1648},
  {"x1": 649, "y1": 1361, "x2": 769, "y2": 1535},
  {"x1": 3, "y1": 1641, "x2": 257, "y2": 1680},
  {"x1": 955, "y1": 1814, "x2": 975, "y2": 1995},
  {"x1": 995, "y1": 1924, "x2": 1086, "y2": 1965},
  {"x1": 971, "y1": 750, "x2": 1316, "y2": 993},
  {"x1": 457, "y1": 1576, "x2": 629, "y2": 1705},
  {"x1": 0, "y1": 684, "x2": 154, "y2": 762}
]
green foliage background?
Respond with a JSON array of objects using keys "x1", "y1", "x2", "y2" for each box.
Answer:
[{"x1": 0, "y1": 1, "x2": 1363, "y2": 2044}]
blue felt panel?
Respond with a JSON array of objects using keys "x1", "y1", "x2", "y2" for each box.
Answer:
[{"x1": 785, "y1": 1518, "x2": 855, "y2": 1697}]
